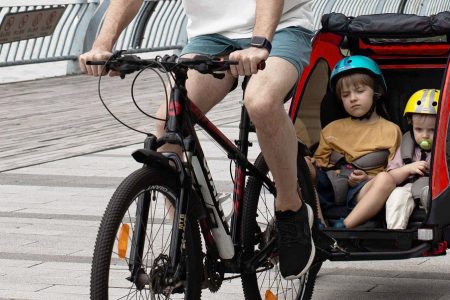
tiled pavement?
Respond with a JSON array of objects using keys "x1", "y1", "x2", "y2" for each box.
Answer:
[{"x1": 1, "y1": 74, "x2": 450, "y2": 299}]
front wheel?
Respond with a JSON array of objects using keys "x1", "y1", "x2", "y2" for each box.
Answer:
[
  {"x1": 90, "y1": 167, "x2": 202, "y2": 299},
  {"x1": 241, "y1": 146, "x2": 321, "y2": 300}
]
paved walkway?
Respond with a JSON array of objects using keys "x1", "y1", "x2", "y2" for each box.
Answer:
[{"x1": 1, "y1": 74, "x2": 450, "y2": 299}]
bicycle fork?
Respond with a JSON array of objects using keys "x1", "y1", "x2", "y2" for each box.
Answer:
[{"x1": 127, "y1": 146, "x2": 192, "y2": 289}]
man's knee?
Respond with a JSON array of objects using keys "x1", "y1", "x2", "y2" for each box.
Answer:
[{"x1": 244, "y1": 90, "x2": 283, "y2": 124}]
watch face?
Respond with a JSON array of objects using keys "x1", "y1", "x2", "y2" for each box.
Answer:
[{"x1": 251, "y1": 36, "x2": 266, "y2": 46}]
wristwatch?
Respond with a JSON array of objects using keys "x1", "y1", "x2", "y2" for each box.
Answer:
[{"x1": 249, "y1": 36, "x2": 272, "y2": 53}]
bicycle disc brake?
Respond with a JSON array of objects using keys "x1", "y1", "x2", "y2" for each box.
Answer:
[{"x1": 205, "y1": 255, "x2": 224, "y2": 292}]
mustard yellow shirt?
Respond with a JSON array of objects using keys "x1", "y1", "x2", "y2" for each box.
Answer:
[{"x1": 314, "y1": 117, "x2": 402, "y2": 176}]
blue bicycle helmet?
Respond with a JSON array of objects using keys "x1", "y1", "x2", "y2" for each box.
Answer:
[{"x1": 330, "y1": 55, "x2": 387, "y2": 93}]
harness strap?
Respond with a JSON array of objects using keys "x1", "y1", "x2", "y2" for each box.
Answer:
[
  {"x1": 400, "y1": 132, "x2": 415, "y2": 164},
  {"x1": 325, "y1": 150, "x2": 390, "y2": 206}
]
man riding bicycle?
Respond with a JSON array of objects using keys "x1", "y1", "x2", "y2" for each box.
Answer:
[{"x1": 79, "y1": 0, "x2": 315, "y2": 280}]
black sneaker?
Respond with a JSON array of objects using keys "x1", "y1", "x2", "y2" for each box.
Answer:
[{"x1": 275, "y1": 203, "x2": 315, "y2": 280}]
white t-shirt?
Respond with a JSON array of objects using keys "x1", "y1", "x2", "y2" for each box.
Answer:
[{"x1": 182, "y1": 0, "x2": 314, "y2": 39}]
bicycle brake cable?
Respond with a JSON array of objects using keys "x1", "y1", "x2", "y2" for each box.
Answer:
[
  {"x1": 97, "y1": 56, "x2": 151, "y2": 134},
  {"x1": 97, "y1": 55, "x2": 175, "y2": 134},
  {"x1": 130, "y1": 64, "x2": 170, "y2": 122}
]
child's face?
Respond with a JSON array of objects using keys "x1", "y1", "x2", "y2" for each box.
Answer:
[
  {"x1": 411, "y1": 114, "x2": 436, "y2": 147},
  {"x1": 339, "y1": 82, "x2": 375, "y2": 118}
]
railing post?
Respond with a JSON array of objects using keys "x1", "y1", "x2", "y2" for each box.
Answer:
[
  {"x1": 82, "y1": 0, "x2": 110, "y2": 53},
  {"x1": 67, "y1": 0, "x2": 100, "y2": 74}
]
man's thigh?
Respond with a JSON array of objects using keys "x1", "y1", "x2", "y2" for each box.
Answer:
[
  {"x1": 269, "y1": 26, "x2": 313, "y2": 76},
  {"x1": 245, "y1": 26, "x2": 313, "y2": 103},
  {"x1": 179, "y1": 53, "x2": 235, "y2": 112}
]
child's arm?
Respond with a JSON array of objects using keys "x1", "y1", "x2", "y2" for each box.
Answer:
[
  {"x1": 313, "y1": 130, "x2": 332, "y2": 168},
  {"x1": 388, "y1": 161, "x2": 429, "y2": 185}
]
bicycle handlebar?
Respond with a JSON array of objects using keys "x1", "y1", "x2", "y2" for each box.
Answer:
[{"x1": 86, "y1": 50, "x2": 265, "y2": 79}]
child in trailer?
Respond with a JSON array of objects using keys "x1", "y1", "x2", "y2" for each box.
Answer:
[
  {"x1": 385, "y1": 89, "x2": 439, "y2": 229},
  {"x1": 311, "y1": 55, "x2": 402, "y2": 229}
]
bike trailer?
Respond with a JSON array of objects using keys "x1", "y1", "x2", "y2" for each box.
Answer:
[{"x1": 290, "y1": 12, "x2": 450, "y2": 260}]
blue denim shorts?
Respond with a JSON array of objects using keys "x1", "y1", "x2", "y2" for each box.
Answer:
[
  {"x1": 180, "y1": 26, "x2": 314, "y2": 75},
  {"x1": 316, "y1": 168, "x2": 368, "y2": 210}
]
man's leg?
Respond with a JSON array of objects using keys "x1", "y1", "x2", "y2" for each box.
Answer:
[
  {"x1": 245, "y1": 56, "x2": 314, "y2": 279},
  {"x1": 245, "y1": 56, "x2": 300, "y2": 211},
  {"x1": 155, "y1": 54, "x2": 236, "y2": 219},
  {"x1": 155, "y1": 53, "x2": 236, "y2": 146}
]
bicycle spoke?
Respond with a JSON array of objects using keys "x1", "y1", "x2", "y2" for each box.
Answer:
[{"x1": 103, "y1": 183, "x2": 188, "y2": 300}]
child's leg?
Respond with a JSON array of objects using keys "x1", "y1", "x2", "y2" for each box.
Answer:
[
  {"x1": 385, "y1": 184, "x2": 414, "y2": 229},
  {"x1": 344, "y1": 172, "x2": 395, "y2": 228}
]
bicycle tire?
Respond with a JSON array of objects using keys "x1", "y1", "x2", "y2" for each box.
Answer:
[
  {"x1": 90, "y1": 166, "x2": 202, "y2": 300},
  {"x1": 241, "y1": 145, "x2": 321, "y2": 300}
]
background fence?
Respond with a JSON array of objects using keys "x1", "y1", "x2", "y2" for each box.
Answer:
[{"x1": 0, "y1": 0, "x2": 449, "y2": 70}]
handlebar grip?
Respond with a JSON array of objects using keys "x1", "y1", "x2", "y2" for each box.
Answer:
[
  {"x1": 86, "y1": 61, "x2": 106, "y2": 65},
  {"x1": 257, "y1": 61, "x2": 266, "y2": 70}
]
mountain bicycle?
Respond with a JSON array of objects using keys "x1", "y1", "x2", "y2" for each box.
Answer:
[{"x1": 88, "y1": 51, "x2": 324, "y2": 300}]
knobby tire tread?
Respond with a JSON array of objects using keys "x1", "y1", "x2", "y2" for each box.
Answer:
[
  {"x1": 241, "y1": 146, "x2": 320, "y2": 300},
  {"x1": 90, "y1": 167, "x2": 202, "y2": 300}
]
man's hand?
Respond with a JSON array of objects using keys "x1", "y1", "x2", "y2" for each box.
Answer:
[
  {"x1": 78, "y1": 0, "x2": 143, "y2": 77},
  {"x1": 348, "y1": 169, "x2": 368, "y2": 187},
  {"x1": 407, "y1": 160, "x2": 429, "y2": 176},
  {"x1": 79, "y1": 48, "x2": 114, "y2": 77},
  {"x1": 228, "y1": 47, "x2": 269, "y2": 77}
]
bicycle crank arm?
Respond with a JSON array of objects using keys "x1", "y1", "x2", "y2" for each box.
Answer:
[{"x1": 243, "y1": 238, "x2": 277, "y2": 273}]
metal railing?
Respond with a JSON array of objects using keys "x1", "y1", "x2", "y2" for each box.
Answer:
[
  {"x1": 83, "y1": 0, "x2": 187, "y2": 54},
  {"x1": 0, "y1": 0, "x2": 449, "y2": 69},
  {"x1": 0, "y1": 0, "x2": 97, "y2": 67},
  {"x1": 0, "y1": 0, "x2": 187, "y2": 68}
]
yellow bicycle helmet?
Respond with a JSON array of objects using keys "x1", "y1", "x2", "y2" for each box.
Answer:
[{"x1": 404, "y1": 89, "x2": 440, "y2": 116}]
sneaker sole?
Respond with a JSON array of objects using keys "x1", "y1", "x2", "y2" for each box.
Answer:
[{"x1": 284, "y1": 204, "x2": 316, "y2": 280}]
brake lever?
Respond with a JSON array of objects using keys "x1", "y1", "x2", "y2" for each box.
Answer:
[{"x1": 112, "y1": 55, "x2": 144, "y2": 79}]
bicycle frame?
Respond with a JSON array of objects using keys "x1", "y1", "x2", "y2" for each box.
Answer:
[{"x1": 129, "y1": 67, "x2": 277, "y2": 280}]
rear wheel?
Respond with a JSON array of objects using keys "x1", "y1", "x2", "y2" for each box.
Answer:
[
  {"x1": 90, "y1": 167, "x2": 202, "y2": 299},
  {"x1": 241, "y1": 146, "x2": 320, "y2": 300}
]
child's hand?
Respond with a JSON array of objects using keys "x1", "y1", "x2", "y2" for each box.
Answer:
[
  {"x1": 305, "y1": 156, "x2": 316, "y2": 165},
  {"x1": 348, "y1": 169, "x2": 368, "y2": 187},
  {"x1": 407, "y1": 161, "x2": 429, "y2": 176}
]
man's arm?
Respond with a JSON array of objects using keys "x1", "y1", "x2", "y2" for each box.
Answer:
[
  {"x1": 229, "y1": 0, "x2": 284, "y2": 76},
  {"x1": 79, "y1": 0, "x2": 144, "y2": 76},
  {"x1": 253, "y1": 0, "x2": 283, "y2": 41}
]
